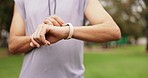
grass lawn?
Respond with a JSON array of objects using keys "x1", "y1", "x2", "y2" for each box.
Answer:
[
  {"x1": 0, "y1": 45, "x2": 148, "y2": 78},
  {"x1": 84, "y1": 45, "x2": 148, "y2": 78}
]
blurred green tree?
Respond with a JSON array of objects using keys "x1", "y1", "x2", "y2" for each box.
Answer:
[
  {"x1": 100, "y1": 0, "x2": 145, "y2": 42},
  {"x1": 100, "y1": 0, "x2": 148, "y2": 51},
  {"x1": 0, "y1": 0, "x2": 14, "y2": 47},
  {"x1": 0, "y1": 0, "x2": 14, "y2": 31}
]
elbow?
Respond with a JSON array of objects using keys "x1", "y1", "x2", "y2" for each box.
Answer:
[
  {"x1": 8, "y1": 43, "x2": 19, "y2": 55},
  {"x1": 8, "y1": 37, "x2": 17, "y2": 54},
  {"x1": 8, "y1": 38, "x2": 21, "y2": 54},
  {"x1": 105, "y1": 21, "x2": 121, "y2": 41},
  {"x1": 8, "y1": 45, "x2": 16, "y2": 54},
  {"x1": 112, "y1": 26, "x2": 121, "y2": 41},
  {"x1": 110, "y1": 25, "x2": 121, "y2": 41}
]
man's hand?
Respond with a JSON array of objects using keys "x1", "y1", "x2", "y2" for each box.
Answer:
[
  {"x1": 30, "y1": 24, "x2": 51, "y2": 48},
  {"x1": 44, "y1": 15, "x2": 65, "y2": 26},
  {"x1": 44, "y1": 25, "x2": 69, "y2": 43},
  {"x1": 30, "y1": 15, "x2": 68, "y2": 48}
]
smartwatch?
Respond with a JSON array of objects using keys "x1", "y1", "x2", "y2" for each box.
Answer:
[{"x1": 63, "y1": 23, "x2": 74, "y2": 40}]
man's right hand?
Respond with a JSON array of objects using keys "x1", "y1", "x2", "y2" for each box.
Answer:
[
  {"x1": 30, "y1": 15, "x2": 66, "y2": 48},
  {"x1": 44, "y1": 15, "x2": 65, "y2": 26}
]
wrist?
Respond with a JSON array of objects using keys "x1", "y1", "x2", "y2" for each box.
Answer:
[
  {"x1": 62, "y1": 26, "x2": 70, "y2": 39},
  {"x1": 63, "y1": 23, "x2": 74, "y2": 40}
]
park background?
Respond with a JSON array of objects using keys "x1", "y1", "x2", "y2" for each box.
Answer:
[{"x1": 0, "y1": 0, "x2": 148, "y2": 78}]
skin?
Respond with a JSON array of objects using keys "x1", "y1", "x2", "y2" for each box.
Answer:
[{"x1": 9, "y1": 0, "x2": 121, "y2": 54}]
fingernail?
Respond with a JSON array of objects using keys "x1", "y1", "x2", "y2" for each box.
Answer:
[
  {"x1": 37, "y1": 45, "x2": 40, "y2": 48},
  {"x1": 47, "y1": 42, "x2": 50, "y2": 45}
]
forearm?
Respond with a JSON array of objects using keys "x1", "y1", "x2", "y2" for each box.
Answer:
[
  {"x1": 9, "y1": 35, "x2": 33, "y2": 54},
  {"x1": 72, "y1": 23, "x2": 121, "y2": 42}
]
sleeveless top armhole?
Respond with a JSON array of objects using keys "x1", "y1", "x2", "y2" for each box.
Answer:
[
  {"x1": 84, "y1": 0, "x2": 88, "y2": 13},
  {"x1": 83, "y1": 0, "x2": 89, "y2": 26},
  {"x1": 14, "y1": 0, "x2": 26, "y2": 21}
]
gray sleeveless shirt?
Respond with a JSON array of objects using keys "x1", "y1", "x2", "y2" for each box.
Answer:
[{"x1": 14, "y1": 0, "x2": 88, "y2": 78}]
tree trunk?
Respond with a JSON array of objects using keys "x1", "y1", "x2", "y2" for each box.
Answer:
[
  {"x1": 143, "y1": 0, "x2": 148, "y2": 53},
  {"x1": 146, "y1": 37, "x2": 148, "y2": 53},
  {"x1": 146, "y1": 25, "x2": 148, "y2": 53},
  {"x1": 145, "y1": 14, "x2": 148, "y2": 53}
]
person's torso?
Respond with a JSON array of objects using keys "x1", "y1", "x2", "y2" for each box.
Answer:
[{"x1": 19, "y1": 0, "x2": 87, "y2": 78}]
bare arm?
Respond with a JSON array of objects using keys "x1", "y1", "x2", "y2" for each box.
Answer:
[
  {"x1": 72, "y1": 0, "x2": 121, "y2": 42},
  {"x1": 30, "y1": 0, "x2": 121, "y2": 46},
  {"x1": 9, "y1": 5, "x2": 33, "y2": 54}
]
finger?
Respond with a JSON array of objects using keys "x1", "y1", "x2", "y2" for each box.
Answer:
[
  {"x1": 36, "y1": 24, "x2": 44, "y2": 44},
  {"x1": 39, "y1": 25, "x2": 50, "y2": 45},
  {"x1": 40, "y1": 34, "x2": 50, "y2": 45},
  {"x1": 32, "y1": 38, "x2": 40, "y2": 48},
  {"x1": 34, "y1": 25, "x2": 44, "y2": 44},
  {"x1": 49, "y1": 18, "x2": 60, "y2": 26},
  {"x1": 50, "y1": 15, "x2": 65, "y2": 26},
  {"x1": 31, "y1": 33, "x2": 40, "y2": 48},
  {"x1": 30, "y1": 42, "x2": 35, "y2": 47},
  {"x1": 44, "y1": 18, "x2": 53, "y2": 25}
]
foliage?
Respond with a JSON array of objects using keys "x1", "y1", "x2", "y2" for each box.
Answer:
[
  {"x1": 0, "y1": 0, "x2": 14, "y2": 31},
  {"x1": 0, "y1": 0, "x2": 146, "y2": 37},
  {"x1": 100, "y1": 0, "x2": 146, "y2": 38},
  {"x1": 0, "y1": 0, "x2": 148, "y2": 47}
]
